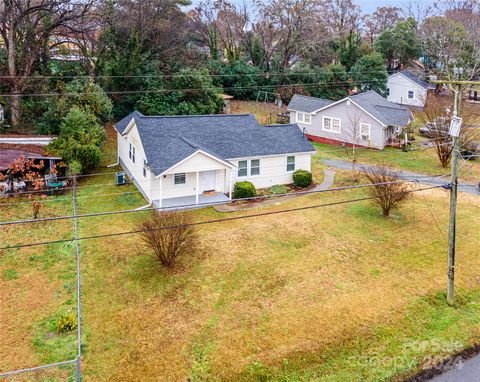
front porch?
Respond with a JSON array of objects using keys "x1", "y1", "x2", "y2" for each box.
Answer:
[{"x1": 153, "y1": 191, "x2": 230, "y2": 210}]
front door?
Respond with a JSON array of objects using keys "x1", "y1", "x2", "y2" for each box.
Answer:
[{"x1": 201, "y1": 170, "x2": 216, "y2": 192}]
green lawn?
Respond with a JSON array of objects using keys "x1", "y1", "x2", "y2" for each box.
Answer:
[
  {"x1": 312, "y1": 139, "x2": 480, "y2": 183},
  {"x1": 1, "y1": 128, "x2": 480, "y2": 381}
]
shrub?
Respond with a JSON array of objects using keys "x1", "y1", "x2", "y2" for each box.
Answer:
[
  {"x1": 364, "y1": 165, "x2": 410, "y2": 217},
  {"x1": 233, "y1": 181, "x2": 256, "y2": 199},
  {"x1": 293, "y1": 170, "x2": 313, "y2": 188},
  {"x1": 138, "y1": 211, "x2": 197, "y2": 268},
  {"x1": 47, "y1": 107, "x2": 105, "y2": 173},
  {"x1": 56, "y1": 312, "x2": 77, "y2": 333},
  {"x1": 270, "y1": 184, "x2": 288, "y2": 194}
]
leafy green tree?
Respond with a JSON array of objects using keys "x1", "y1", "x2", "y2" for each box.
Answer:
[
  {"x1": 48, "y1": 107, "x2": 106, "y2": 173},
  {"x1": 38, "y1": 80, "x2": 112, "y2": 135},
  {"x1": 209, "y1": 59, "x2": 264, "y2": 99},
  {"x1": 308, "y1": 63, "x2": 350, "y2": 100},
  {"x1": 375, "y1": 17, "x2": 421, "y2": 70},
  {"x1": 351, "y1": 52, "x2": 388, "y2": 94},
  {"x1": 136, "y1": 68, "x2": 223, "y2": 115}
]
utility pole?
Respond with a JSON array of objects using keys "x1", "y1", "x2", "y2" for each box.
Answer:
[
  {"x1": 447, "y1": 85, "x2": 461, "y2": 306},
  {"x1": 429, "y1": 79, "x2": 480, "y2": 305}
]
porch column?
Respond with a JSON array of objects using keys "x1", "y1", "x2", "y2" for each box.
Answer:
[
  {"x1": 196, "y1": 171, "x2": 199, "y2": 204},
  {"x1": 229, "y1": 169, "x2": 233, "y2": 200},
  {"x1": 158, "y1": 176, "x2": 163, "y2": 208}
]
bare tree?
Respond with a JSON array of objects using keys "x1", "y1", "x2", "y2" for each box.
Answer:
[
  {"x1": 417, "y1": 95, "x2": 479, "y2": 168},
  {"x1": 321, "y1": 0, "x2": 361, "y2": 38},
  {"x1": 0, "y1": 0, "x2": 94, "y2": 128},
  {"x1": 364, "y1": 165, "x2": 410, "y2": 217},
  {"x1": 260, "y1": 0, "x2": 322, "y2": 69},
  {"x1": 401, "y1": 0, "x2": 435, "y2": 25},
  {"x1": 138, "y1": 211, "x2": 197, "y2": 268},
  {"x1": 363, "y1": 6, "x2": 402, "y2": 45},
  {"x1": 344, "y1": 108, "x2": 365, "y2": 182}
]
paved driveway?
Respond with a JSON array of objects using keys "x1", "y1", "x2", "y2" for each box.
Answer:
[
  {"x1": 322, "y1": 159, "x2": 480, "y2": 196},
  {"x1": 428, "y1": 354, "x2": 480, "y2": 381}
]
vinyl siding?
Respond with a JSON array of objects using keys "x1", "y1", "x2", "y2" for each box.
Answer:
[
  {"x1": 290, "y1": 99, "x2": 386, "y2": 149},
  {"x1": 387, "y1": 73, "x2": 427, "y2": 107},
  {"x1": 118, "y1": 124, "x2": 154, "y2": 201}
]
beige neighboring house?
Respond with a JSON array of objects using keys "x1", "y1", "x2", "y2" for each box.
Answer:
[{"x1": 287, "y1": 91, "x2": 412, "y2": 150}]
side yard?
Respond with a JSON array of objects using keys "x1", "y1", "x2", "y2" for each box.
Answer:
[{"x1": 1, "y1": 128, "x2": 480, "y2": 381}]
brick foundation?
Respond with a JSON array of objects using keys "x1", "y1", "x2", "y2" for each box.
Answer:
[{"x1": 304, "y1": 134, "x2": 369, "y2": 149}]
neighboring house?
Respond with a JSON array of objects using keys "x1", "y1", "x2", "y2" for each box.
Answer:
[
  {"x1": 387, "y1": 70, "x2": 435, "y2": 107},
  {"x1": 114, "y1": 113, "x2": 315, "y2": 208},
  {"x1": 287, "y1": 91, "x2": 412, "y2": 150}
]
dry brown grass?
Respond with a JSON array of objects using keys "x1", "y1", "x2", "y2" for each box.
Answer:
[
  {"x1": 2, "y1": 134, "x2": 480, "y2": 381},
  {"x1": 229, "y1": 100, "x2": 286, "y2": 125}
]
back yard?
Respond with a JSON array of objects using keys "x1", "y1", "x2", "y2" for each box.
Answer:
[{"x1": 1, "y1": 129, "x2": 480, "y2": 381}]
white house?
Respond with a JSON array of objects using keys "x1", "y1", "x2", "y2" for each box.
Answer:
[
  {"x1": 114, "y1": 113, "x2": 315, "y2": 209},
  {"x1": 288, "y1": 91, "x2": 412, "y2": 150},
  {"x1": 387, "y1": 70, "x2": 435, "y2": 107}
]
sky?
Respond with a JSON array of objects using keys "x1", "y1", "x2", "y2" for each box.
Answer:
[
  {"x1": 356, "y1": 0, "x2": 435, "y2": 14},
  {"x1": 189, "y1": 0, "x2": 437, "y2": 15}
]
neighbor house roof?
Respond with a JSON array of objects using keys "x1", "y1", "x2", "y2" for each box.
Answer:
[
  {"x1": 390, "y1": 70, "x2": 435, "y2": 90},
  {"x1": 349, "y1": 91, "x2": 412, "y2": 127},
  {"x1": 287, "y1": 91, "x2": 411, "y2": 127},
  {"x1": 114, "y1": 113, "x2": 314, "y2": 175},
  {"x1": 287, "y1": 94, "x2": 334, "y2": 113}
]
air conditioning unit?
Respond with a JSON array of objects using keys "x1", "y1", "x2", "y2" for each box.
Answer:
[{"x1": 116, "y1": 171, "x2": 126, "y2": 185}]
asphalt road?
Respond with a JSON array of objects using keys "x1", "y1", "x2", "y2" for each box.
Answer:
[
  {"x1": 322, "y1": 159, "x2": 480, "y2": 196},
  {"x1": 429, "y1": 354, "x2": 480, "y2": 381}
]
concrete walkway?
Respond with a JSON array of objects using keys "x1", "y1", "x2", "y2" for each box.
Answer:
[
  {"x1": 214, "y1": 169, "x2": 336, "y2": 213},
  {"x1": 322, "y1": 159, "x2": 480, "y2": 196}
]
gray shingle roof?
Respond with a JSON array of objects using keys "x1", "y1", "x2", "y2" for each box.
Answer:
[
  {"x1": 393, "y1": 70, "x2": 435, "y2": 90},
  {"x1": 350, "y1": 91, "x2": 412, "y2": 127},
  {"x1": 115, "y1": 114, "x2": 314, "y2": 175},
  {"x1": 287, "y1": 94, "x2": 334, "y2": 113}
]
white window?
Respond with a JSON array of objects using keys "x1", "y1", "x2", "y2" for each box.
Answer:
[
  {"x1": 386, "y1": 88, "x2": 390, "y2": 96},
  {"x1": 128, "y1": 143, "x2": 132, "y2": 160},
  {"x1": 132, "y1": 146, "x2": 135, "y2": 163},
  {"x1": 238, "y1": 160, "x2": 247, "y2": 177},
  {"x1": 287, "y1": 156, "x2": 295, "y2": 172},
  {"x1": 296, "y1": 112, "x2": 311, "y2": 124},
  {"x1": 143, "y1": 159, "x2": 147, "y2": 178},
  {"x1": 360, "y1": 123, "x2": 371, "y2": 140},
  {"x1": 250, "y1": 159, "x2": 260, "y2": 176},
  {"x1": 323, "y1": 116, "x2": 341, "y2": 133},
  {"x1": 174, "y1": 173, "x2": 186, "y2": 185},
  {"x1": 408, "y1": 90, "x2": 414, "y2": 99}
]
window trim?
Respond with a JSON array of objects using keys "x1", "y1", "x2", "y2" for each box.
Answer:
[
  {"x1": 143, "y1": 159, "x2": 147, "y2": 178},
  {"x1": 238, "y1": 160, "x2": 248, "y2": 177},
  {"x1": 408, "y1": 90, "x2": 414, "y2": 99},
  {"x1": 323, "y1": 116, "x2": 341, "y2": 134},
  {"x1": 250, "y1": 159, "x2": 260, "y2": 176},
  {"x1": 286, "y1": 156, "x2": 295, "y2": 172},
  {"x1": 128, "y1": 143, "x2": 132, "y2": 160},
  {"x1": 360, "y1": 123, "x2": 371, "y2": 140},
  {"x1": 296, "y1": 112, "x2": 312, "y2": 125},
  {"x1": 173, "y1": 172, "x2": 186, "y2": 185}
]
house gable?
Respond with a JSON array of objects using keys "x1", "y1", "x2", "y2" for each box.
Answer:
[{"x1": 160, "y1": 150, "x2": 234, "y2": 176}]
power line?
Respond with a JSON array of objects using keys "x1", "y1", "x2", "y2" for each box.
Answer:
[
  {"x1": 0, "y1": 180, "x2": 416, "y2": 226},
  {"x1": 0, "y1": 79, "x2": 414, "y2": 98},
  {"x1": 0, "y1": 184, "x2": 444, "y2": 251}
]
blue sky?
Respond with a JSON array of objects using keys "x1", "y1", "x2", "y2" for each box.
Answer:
[
  {"x1": 357, "y1": 0, "x2": 434, "y2": 13},
  {"x1": 189, "y1": 0, "x2": 437, "y2": 15}
]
